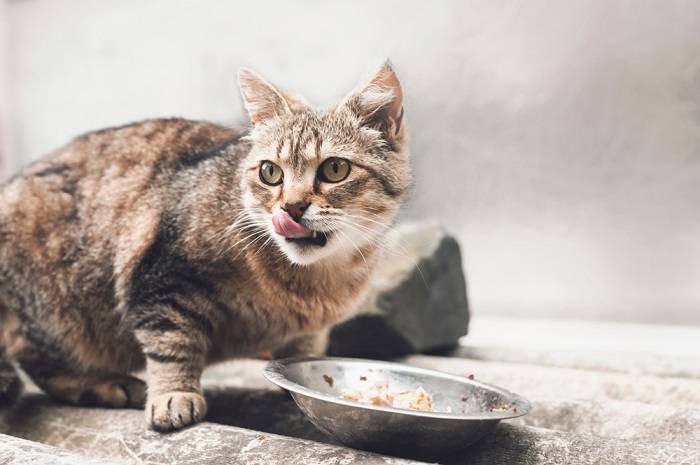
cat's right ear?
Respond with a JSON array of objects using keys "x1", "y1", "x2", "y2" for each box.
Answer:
[
  {"x1": 237, "y1": 68, "x2": 293, "y2": 125},
  {"x1": 340, "y1": 60, "x2": 405, "y2": 139}
]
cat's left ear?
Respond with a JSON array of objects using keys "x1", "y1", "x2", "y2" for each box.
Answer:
[
  {"x1": 238, "y1": 68, "x2": 304, "y2": 125},
  {"x1": 342, "y1": 60, "x2": 405, "y2": 138}
]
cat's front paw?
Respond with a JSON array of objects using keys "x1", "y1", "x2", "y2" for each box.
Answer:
[{"x1": 146, "y1": 391, "x2": 207, "y2": 431}]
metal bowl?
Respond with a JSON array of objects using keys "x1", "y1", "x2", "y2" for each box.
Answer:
[{"x1": 264, "y1": 357, "x2": 530, "y2": 459}]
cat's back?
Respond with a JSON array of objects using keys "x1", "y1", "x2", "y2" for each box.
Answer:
[
  {"x1": 7, "y1": 117, "x2": 239, "y2": 187},
  {"x1": 0, "y1": 118, "x2": 242, "y2": 269}
]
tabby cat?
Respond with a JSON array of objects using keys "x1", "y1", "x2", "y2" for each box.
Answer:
[{"x1": 0, "y1": 62, "x2": 410, "y2": 430}]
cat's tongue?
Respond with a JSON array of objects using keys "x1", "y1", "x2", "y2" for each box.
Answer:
[{"x1": 272, "y1": 211, "x2": 313, "y2": 239}]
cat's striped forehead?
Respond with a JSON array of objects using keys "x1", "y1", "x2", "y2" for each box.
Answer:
[{"x1": 273, "y1": 114, "x2": 326, "y2": 174}]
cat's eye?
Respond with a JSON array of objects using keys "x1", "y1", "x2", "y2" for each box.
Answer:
[
  {"x1": 259, "y1": 161, "x2": 283, "y2": 186},
  {"x1": 319, "y1": 158, "x2": 351, "y2": 183}
]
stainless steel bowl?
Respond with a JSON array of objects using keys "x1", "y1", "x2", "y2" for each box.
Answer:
[{"x1": 264, "y1": 357, "x2": 530, "y2": 458}]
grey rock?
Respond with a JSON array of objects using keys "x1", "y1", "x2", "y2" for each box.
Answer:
[{"x1": 328, "y1": 222, "x2": 469, "y2": 358}]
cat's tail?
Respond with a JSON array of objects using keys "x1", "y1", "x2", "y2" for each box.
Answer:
[{"x1": 0, "y1": 350, "x2": 22, "y2": 408}]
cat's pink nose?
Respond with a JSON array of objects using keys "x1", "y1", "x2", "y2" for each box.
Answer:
[{"x1": 282, "y1": 201, "x2": 309, "y2": 221}]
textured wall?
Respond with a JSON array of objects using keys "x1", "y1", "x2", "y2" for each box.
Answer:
[{"x1": 3, "y1": 0, "x2": 700, "y2": 324}]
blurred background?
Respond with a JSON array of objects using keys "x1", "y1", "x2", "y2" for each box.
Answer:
[{"x1": 1, "y1": 0, "x2": 698, "y2": 327}]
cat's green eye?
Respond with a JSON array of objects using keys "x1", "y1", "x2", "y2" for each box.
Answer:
[
  {"x1": 319, "y1": 158, "x2": 351, "y2": 183},
  {"x1": 259, "y1": 161, "x2": 283, "y2": 186}
]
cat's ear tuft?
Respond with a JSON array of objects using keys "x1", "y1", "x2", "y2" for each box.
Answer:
[
  {"x1": 343, "y1": 60, "x2": 405, "y2": 137},
  {"x1": 237, "y1": 68, "x2": 293, "y2": 125}
]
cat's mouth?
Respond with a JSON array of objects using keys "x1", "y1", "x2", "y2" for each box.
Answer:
[
  {"x1": 286, "y1": 230, "x2": 329, "y2": 247},
  {"x1": 272, "y1": 211, "x2": 329, "y2": 247}
]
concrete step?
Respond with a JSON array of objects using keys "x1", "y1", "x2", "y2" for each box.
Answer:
[
  {"x1": 444, "y1": 423, "x2": 700, "y2": 465},
  {"x1": 463, "y1": 316, "x2": 700, "y2": 359},
  {"x1": 452, "y1": 344, "x2": 700, "y2": 379},
  {"x1": 514, "y1": 398, "x2": 700, "y2": 443},
  {"x1": 0, "y1": 433, "x2": 118, "y2": 465},
  {"x1": 0, "y1": 395, "x2": 424, "y2": 465},
  {"x1": 405, "y1": 354, "x2": 700, "y2": 408},
  {"x1": 4, "y1": 358, "x2": 700, "y2": 464},
  {"x1": 3, "y1": 393, "x2": 700, "y2": 465}
]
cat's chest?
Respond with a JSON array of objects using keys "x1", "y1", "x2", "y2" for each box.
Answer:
[{"x1": 212, "y1": 271, "x2": 368, "y2": 355}]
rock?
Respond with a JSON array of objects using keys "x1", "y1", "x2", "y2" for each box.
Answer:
[{"x1": 328, "y1": 222, "x2": 469, "y2": 358}]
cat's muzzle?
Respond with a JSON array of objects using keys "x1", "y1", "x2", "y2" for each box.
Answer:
[{"x1": 286, "y1": 230, "x2": 328, "y2": 247}]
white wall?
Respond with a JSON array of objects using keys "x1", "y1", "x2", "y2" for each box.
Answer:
[{"x1": 3, "y1": 0, "x2": 700, "y2": 324}]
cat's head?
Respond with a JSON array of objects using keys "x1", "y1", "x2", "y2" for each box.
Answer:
[{"x1": 237, "y1": 61, "x2": 411, "y2": 265}]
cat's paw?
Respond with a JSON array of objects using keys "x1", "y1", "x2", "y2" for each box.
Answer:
[
  {"x1": 74, "y1": 375, "x2": 146, "y2": 409},
  {"x1": 146, "y1": 391, "x2": 207, "y2": 431}
]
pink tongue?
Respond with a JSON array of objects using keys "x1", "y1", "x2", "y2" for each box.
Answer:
[{"x1": 272, "y1": 211, "x2": 313, "y2": 238}]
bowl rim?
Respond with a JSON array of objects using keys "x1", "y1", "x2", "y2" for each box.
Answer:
[{"x1": 263, "y1": 356, "x2": 531, "y2": 421}]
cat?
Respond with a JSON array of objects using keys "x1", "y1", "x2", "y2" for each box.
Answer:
[{"x1": 0, "y1": 61, "x2": 411, "y2": 431}]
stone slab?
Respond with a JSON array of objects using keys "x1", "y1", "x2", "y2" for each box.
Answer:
[
  {"x1": 0, "y1": 433, "x2": 116, "y2": 465},
  {"x1": 0, "y1": 395, "x2": 423, "y2": 465},
  {"x1": 405, "y1": 355, "x2": 700, "y2": 408},
  {"x1": 453, "y1": 344, "x2": 700, "y2": 379}
]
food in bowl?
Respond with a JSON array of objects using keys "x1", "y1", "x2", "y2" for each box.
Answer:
[{"x1": 341, "y1": 381, "x2": 434, "y2": 412}]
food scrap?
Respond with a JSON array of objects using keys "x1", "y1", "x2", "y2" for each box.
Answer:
[
  {"x1": 489, "y1": 400, "x2": 512, "y2": 412},
  {"x1": 342, "y1": 382, "x2": 434, "y2": 412},
  {"x1": 322, "y1": 374, "x2": 334, "y2": 387},
  {"x1": 360, "y1": 376, "x2": 367, "y2": 381},
  {"x1": 467, "y1": 374, "x2": 475, "y2": 380}
]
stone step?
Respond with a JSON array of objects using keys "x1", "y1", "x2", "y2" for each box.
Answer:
[
  {"x1": 452, "y1": 344, "x2": 700, "y2": 379},
  {"x1": 0, "y1": 433, "x2": 117, "y2": 465},
  {"x1": 3, "y1": 394, "x2": 700, "y2": 465},
  {"x1": 444, "y1": 423, "x2": 700, "y2": 465},
  {"x1": 404, "y1": 355, "x2": 700, "y2": 408},
  {"x1": 203, "y1": 384, "x2": 700, "y2": 445},
  {"x1": 0, "y1": 395, "x2": 424, "y2": 465},
  {"x1": 463, "y1": 316, "x2": 700, "y2": 359},
  {"x1": 201, "y1": 359, "x2": 700, "y2": 443},
  {"x1": 513, "y1": 398, "x2": 700, "y2": 443},
  {"x1": 5, "y1": 358, "x2": 700, "y2": 464}
]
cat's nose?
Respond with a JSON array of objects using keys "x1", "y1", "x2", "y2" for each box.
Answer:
[{"x1": 282, "y1": 201, "x2": 309, "y2": 221}]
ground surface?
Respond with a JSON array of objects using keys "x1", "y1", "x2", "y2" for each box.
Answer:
[{"x1": 1, "y1": 316, "x2": 699, "y2": 464}]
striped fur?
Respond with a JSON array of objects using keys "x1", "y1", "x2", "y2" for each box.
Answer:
[{"x1": 0, "y1": 62, "x2": 410, "y2": 430}]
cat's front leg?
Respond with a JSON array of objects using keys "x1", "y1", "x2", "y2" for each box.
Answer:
[
  {"x1": 272, "y1": 328, "x2": 329, "y2": 359},
  {"x1": 133, "y1": 302, "x2": 211, "y2": 431}
]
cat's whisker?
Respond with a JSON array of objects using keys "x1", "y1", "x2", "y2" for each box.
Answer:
[
  {"x1": 213, "y1": 221, "x2": 266, "y2": 257},
  {"x1": 218, "y1": 218, "x2": 269, "y2": 258},
  {"x1": 335, "y1": 216, "x2": 428, "y2": 288},
  {"x1": 231, "y1": 229, "x2": 270, "y2": 260},
  {"x1": 252, "y1": 232, "x2": 276, "y2": 257},
  {"x1": 328, "y1": 219, "x2": 374, "y2": 269}
]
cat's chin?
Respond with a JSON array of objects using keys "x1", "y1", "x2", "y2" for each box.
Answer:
[{"x1": 275, "y1": 233, "x2": 345, "y2": 266}]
